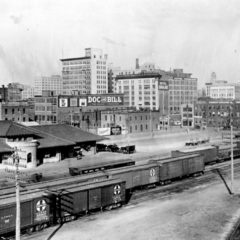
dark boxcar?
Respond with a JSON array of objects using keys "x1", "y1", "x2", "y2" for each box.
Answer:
[
  {"x1": 171, "y1": 145, "x2": 218, "y2": 165},
  {"x1": 150, "y1": 154, "x2": 204, "y2": 183},
  {"x1": 0, "y1": 191, "x2": 50, "y2": 236},
  {"x1": 51, "y1": 179, "x2": 126, "y2": 221},
  {"x1": 108, "y1": 163, "x2": 159, "y2": 190}
]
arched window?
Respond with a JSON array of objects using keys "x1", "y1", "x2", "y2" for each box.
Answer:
[{"x1": 27, "y1": 153, "x2": 32, "y2": 163}]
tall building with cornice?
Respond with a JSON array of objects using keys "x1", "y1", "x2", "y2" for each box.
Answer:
[{"x1": 61, "y1": 48, "x2": 108, "y2": 95}]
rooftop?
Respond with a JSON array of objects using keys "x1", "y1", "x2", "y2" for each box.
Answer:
[
  {"x1": 60, "y1": 56, "x2": 91, "y2": 61},
  {"x1": 30, "y1": 124, "x2": 104, "y2": 145},
  {"x1": 0, "y1": 121, "x2": 38, "y2": 138}
]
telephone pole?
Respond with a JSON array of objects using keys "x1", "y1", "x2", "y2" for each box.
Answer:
[{"x1": 13, "y1": 148, "x2": 21, "y2": 240}]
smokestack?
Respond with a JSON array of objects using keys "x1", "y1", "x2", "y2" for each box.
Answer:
[{"x1": 136, "y1": 58, "x2": 139, "y2": 69}]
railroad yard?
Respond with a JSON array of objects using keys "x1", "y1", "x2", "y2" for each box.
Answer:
[
  {"x1": 2, "y1": 128, "x2": 240, "y2": 240},
  {"x1": 22, "y1": 159, "x2": 240, "y2": 240}
]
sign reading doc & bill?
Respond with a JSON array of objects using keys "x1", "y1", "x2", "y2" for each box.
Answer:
[{"x1": 58, "y1": 94, "x2": 124, "y2": 108}]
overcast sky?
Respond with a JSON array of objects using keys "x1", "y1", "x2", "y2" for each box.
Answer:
[{"x1": 0, "y1": 0, "x2": 240, "y2": 88}]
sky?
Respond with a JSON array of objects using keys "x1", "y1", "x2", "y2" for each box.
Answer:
[{"x1": 0, "y1": 0, "x2": 240, "y2": 88}]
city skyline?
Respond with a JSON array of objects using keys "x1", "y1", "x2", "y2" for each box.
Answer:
[{"x1": 0, "y1": 0, "x2": 240, "y2": 88}]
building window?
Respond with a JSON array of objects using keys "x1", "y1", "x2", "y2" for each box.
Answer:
[
  {"x1": 146, "y1": 124, "x2": 148, "y2": 129},
  {"x1": 140, "y1": 124, "x2": 143, "y2": 131},
  {"x1": 135, "y1": 125, "x2": 137, "y2": 130},
  {"x1": 5, "y1": 109, "x2": 7, "y2": 114},
  {"x1": 12, "y1": 109, "x2": 14, "y2": 114},
  {"x1": 105, "y1": 115, "x2": 107, "y2": 121}
]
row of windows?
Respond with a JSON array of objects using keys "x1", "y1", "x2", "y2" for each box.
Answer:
[
  {"x1": 62, "y1": 66, "x2": 91, "y2": 71},
  {"x1": 62, "y1": 60, "x2": 91, "y2": 65},
  {"x1": 4, "y1": 116, "x2": 27, "y2": 121},
  {"x1": 4, "y1": 108, "x2": 26, "y2": 114},
  {"x1": 35, "y1": 115, "x2": 57, "y2": 122}
]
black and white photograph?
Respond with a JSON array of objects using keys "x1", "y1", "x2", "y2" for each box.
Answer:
[{"x1": 0, "y1": 0, "x2": 240, "y2": 239}]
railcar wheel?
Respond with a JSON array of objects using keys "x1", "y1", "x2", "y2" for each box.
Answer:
[
  {"x1": 26, "y1": 226, "x2": 35, "y2": 234},
  {"x1": 41, "y1": 223, "x2": 48, "y2": 229}
]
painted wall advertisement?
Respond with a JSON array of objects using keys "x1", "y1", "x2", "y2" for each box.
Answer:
[
  {"x1": 158, "y1": 81, "x2": 169, "y2": 90},
  {"x1": 58, "y1": 94, "x2": 124, "y2": 107}
]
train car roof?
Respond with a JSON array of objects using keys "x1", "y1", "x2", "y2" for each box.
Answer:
[
  {"x1": 107, "y1": 162, "x2": 159, "y2": 174},
  {"x1": 0, "y1": 190, "x2": 44, "y2": 206},
  {"x1": 177, "y1": 145, "x2": 216, "y2": 152},
  {"x1": 48, "y1": 178, "x2": 124, "y2": 193},
  {"x1": 26, "y1": 171, "x2": 108, "y2": 191},
  {"x1": 150, "y1": 153, "x2": 202, "y2": 164}
]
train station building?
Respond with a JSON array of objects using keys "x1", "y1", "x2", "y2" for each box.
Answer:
[{"x1": 0, "y1": 121, "x2": 103, "y2": 168}]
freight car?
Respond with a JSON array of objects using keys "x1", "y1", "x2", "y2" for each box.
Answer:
[
  {"x1": 106, "y1": 163, "x2": 159, "y2": 201},
  {"x1": 69, "y1": 158, "x2": 135, "y2": 176},
  {"x1": 149, "y1": 154, "x2": 205, "y2": 184},
  {"x1": 171, "y1": 146, "x2": 218, "y2": 165},
  {"x1": 0, "y1": 178, "x2": 126, "y2": 238},
  {"x1": 0, "y1": 191, "x2": 51, "y2": 238},
  {"x1": 47, "y1": 178, "x2": 126, "y2": 223}
]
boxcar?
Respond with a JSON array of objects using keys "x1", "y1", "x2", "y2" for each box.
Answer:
[
  {"x1": 107, "y1": 163, "x2": 159, "y2": 191},
  {"x1": 150, "y1": 154, "x2": 204, "y2": 184},
  {"x1": 0, "y1": 191, "x2": 51, "y2": 236},
  {"x1": 49, "y1": 179, "x2": 126, "y2": 222},
  {"x1": 171, "y1": 145, "x2": 218, "y2": 165}
]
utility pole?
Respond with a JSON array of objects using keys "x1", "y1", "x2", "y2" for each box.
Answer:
[
  {"x1": 230, "y1": 104, "x2": 234, "y2": 194},
  {"x1": 14, "y1": 148, "x2": 20, "y2": 240}
]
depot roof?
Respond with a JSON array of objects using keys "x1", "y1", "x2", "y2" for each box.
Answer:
[
  {"x1": 0, "y1": 121, "x2": 38, "y2": 138},
  {"x1": 30, "y1": 124, "x2": 104, "y2": 145}
]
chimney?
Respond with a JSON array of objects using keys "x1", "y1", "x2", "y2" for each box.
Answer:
[{"x1": 136, "y1": 58, "x2": 139, "y2": 69}]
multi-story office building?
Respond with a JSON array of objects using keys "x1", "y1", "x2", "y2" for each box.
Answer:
[
  {"x1": 34, "y1": 91, "x2": 58, "y2": 124},
  {"x1": 34, "y1": 75, "x2": 62, "y2": 96},
  {"x1": 0, "y1": 101, "x2": 34, "y2": 122},
  {"x1": 61, "y1": 48, "x2": 108, "y2": 95},
  {"x1": 160, "y1": 69, "x2": 198, "y2": 115},
  {"x1": 22, "y1": 85, "x2": 35, "y2": 100},
  {"x1": 7, "y1": 83, "x2": 23, "y2": 101},
  {"x1": 115, "y1": 73, "x2": 168, "y2": 112},
  {"x1": 209, "y1": 83, "x2": 240, "y2": 99},
  {"x1": 195, "y1": 97, "x2": 239, "y2": 128}
]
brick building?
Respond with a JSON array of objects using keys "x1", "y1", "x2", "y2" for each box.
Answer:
[{"x1": 100, "y1": 110, "x2": 160, "y2": 133}]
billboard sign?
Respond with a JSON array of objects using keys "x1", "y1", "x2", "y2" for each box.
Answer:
[
  {"x1": 110, "y1": 126, "x2": 122, "y2": 135},
  {"x1": 87, "y1": 95, "x2": 123, "y2": 106},
  {"x1": 58, "y1": 94, "x2": 124, "y2": 108},
  {"x1": 158, "y1": 81, "x2": 169, "y2": 90},
  {"x1": 59, "y1": 98, "x2": 68, "y2": 107}
]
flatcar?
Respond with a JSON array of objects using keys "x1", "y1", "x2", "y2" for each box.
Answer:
[{"x1": 69, "y1": 158, "x2": 135, "y2": 175}]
